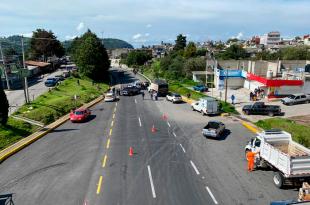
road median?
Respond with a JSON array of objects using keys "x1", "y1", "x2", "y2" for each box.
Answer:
[{"x1": 0, "y1": 95, "x2": 104, "y2": 163}]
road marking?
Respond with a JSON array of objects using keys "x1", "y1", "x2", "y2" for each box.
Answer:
[
  {"x1": 138, "y1": 117, "x2": 142, "y2": 127},
  {"x1": 179, "y1": 144, "x2": 186, "y2": 153},
  {"x1": 241, "y1": 121, "x2": 259, "y2": 134},
  {"x1": 106, "y1": 138, "x2": 110, "y2": 149},
  {"x1": 111, "y1": 120, "x2": 114, "y2": 127},
  {"x1": 147, "y1": 165, "x2": 156, "y2": 198},
  {"x1": 115, "y1": 102, "x2": 118, "y2": 107},
  {"x1": 112, "y1": 113, "x2": 115, "y2": 119},
  {"x1": 96, "y1": 176, "x2": 103, "y2": 194},
  {"x1": 109, "y1": 128, "x2": 113, "y2": 136},
  {"x1": 114, "y1": 107, "x2": 116, "y2": 112},
  {"x1": 135, "y1": 99, "x2": 137, "y2": 104},
  {"x1": 102, "y1": 155, "x2": 107, "y2": 168},
  {"x1": 167, "y1": 122, "x2": 171, "y2": 127},
  {"x1": 190, "y1": 160, "x2": 200, "y2": 175},
  {"x1": 206, "y1": 186, "x2": 218, "y2": 204},
  {"x1": 172, "y1": 132, "x2": 177, "y2": 138}
]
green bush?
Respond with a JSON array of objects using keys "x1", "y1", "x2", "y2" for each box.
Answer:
[{"x1": 255, "y1": 118, "x2": 310, "y2": 148}]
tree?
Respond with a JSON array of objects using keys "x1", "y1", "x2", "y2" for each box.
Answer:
[
  {"x1": 281, "y1": 46, "x2": 309, "y2": 60},
  {"x1": 73, "y1": 30, "x2": 110, "y2": 81},
  {"x1": 183, "y1": 57, "x2": 205, "y2": 78},
  {"x1": 184, "y1": 42, "x2": 197, "y2": 58},
  {"x1": 29, "y1": 29, "x2": 64, "y2": 60},
  {"x1": 0, "y1": 83, "x2": 9, "y2": 125},
  {"x1": 216, "y1": 44, "x2": 248, "y2": 60},
  {"x1": 174, "y1": 34, "x2": 187, "y2": 51},
  {"x1": 126, "y1": 50, "x2": 152, "y2": 66}
]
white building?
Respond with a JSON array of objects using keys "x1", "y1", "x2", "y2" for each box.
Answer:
[{"x1": 260, "y1": 31, "x2": 281, "y2": 46}]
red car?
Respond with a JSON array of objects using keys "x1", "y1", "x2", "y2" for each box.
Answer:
[{"x1": 70, "y1": 108, "x2": 91, "y2": 122}]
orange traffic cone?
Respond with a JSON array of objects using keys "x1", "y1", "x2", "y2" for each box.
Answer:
[
  {"x1": 162, "y1": 114, "x2": 167, "y2": 120},
  {"x1": 151, "y1": 125, "x2": 156, "y2": 133},
  {"x1": 129, "y1": 147, "x2": 134, "y2": 157}
]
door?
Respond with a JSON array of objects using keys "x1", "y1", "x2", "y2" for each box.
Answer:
[{"x1": 295, "y1": 96, "x2": 301, "y2": 104}]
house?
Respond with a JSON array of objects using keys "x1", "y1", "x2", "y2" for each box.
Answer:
[{"x1": 25, "y1": 61, "x2": 51, "y2": 73}]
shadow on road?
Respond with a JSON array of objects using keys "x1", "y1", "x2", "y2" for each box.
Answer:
[{"x1": 51, "y1": 128, "x2": 79, "y2": 133}]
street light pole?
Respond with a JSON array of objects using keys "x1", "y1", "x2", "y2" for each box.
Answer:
[
  {"x1": 0, "y1": 43, "x2": 11, "y2": 90},
  {"x1": 21, "y1": 36, "x2": 30, "y2": 103},
  {"x1": 224, "y1": 69, "x2": 228, "y2": 103}
]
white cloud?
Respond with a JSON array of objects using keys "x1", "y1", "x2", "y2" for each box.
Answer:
[
  {"x1": 65, "y1": 35, "x2": 77, "y2": 40},
  {"x1": 76, "y1": 22, "x2": 85, "y2": 32},
  {"x1": 21, "y1": 32, "x2": 32, "y2": 38},
  {"x1": 133, "y1": 33, "x2": 142, "y2": 39},
  {"x1": 145, "y1": 33, "x2": 150, "y2": 37},
  {"x1": 146, "y1": 24, "x2": 152, "y2": 28},
  {"x1": 231, "y1": 32, "x2": 244, "y2": 39}
]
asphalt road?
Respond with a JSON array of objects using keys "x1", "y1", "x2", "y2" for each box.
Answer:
[{"x1": 0, "y1": 68, "x2": 298, "y2": 204}]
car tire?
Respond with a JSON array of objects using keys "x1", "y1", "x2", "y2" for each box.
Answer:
[
  {"x1": 245, "y1": 110, "x2": 249, "y2": 115},
  {"x1": 201, "y1": 110, "x2": 205, "y2": 116},
  {"x1": 268, "y1": 112, "x2": 274, "y2": 117},
  {"x1": 192, "y1": 106, "x2": 195, "y2": 111},
  {"x1": 273, "y1": 172, "x2": 285, "y2": 189},
  {"x1": 289, "y1": 102, "x2": 293, "y2": 106}
]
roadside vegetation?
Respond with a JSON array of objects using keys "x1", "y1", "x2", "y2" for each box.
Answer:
[{"x1": 255, "y1": 118, "x2": 310, "y2": 148}]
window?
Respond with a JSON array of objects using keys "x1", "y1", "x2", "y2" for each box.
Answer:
[
  {"x1": 255, "y1": 139, "x2": 261, "y2": 147},
  {"x1": 301, "y1": 95, "x2": 306, "y2": 99}
]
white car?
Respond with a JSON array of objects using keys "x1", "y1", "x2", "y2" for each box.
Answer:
[
  {"x1": 104, "y1": 92, "x2": 116, "y2": 102},
  {"x1": 166, "y1": 92, "x2": 182, "y2": 103}
]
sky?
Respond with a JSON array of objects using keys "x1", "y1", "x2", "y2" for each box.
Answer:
[{"x1": 0, "y1": 0, "x2": 309, "y2": 48}]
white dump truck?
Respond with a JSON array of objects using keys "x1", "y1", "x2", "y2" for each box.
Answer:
[{"x1": 245, "y1": 129, "x2": 310, "y2": 188}]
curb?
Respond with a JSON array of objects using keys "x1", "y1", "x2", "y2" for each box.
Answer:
[
  {"x1": 137, "y1": 72, "x2": 152, "y2": 83},
  {"x1": 0, "y1": 95, "x2": 104, "y2": 163},
  {"x1": 241, "y1": 120, "x2": 261, "y2": 134}
]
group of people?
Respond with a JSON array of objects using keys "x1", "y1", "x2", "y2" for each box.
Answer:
[
  {"x1": 250, "y1": 88, "x2": 265, "y2": 101},
  {"x1": 148, "y1": 90, "x2": 158, "y2": 101}
]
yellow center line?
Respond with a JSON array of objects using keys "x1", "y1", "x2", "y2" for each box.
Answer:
[
  {"x1": 106, "y1": 138, "x2": 110, "y2": 149},
  {"x1": 115, "y1": 102, "x2": 118, "y2": 107},
  {"x1": 111, "y1": 120, "x2": 114, "y2": 127},
  {"x1": 96, "y1": 176, "x2": 103, "y2": 194},
  {"x1": 109, "y1": 128, "x2": 113, "y2": 136},
  {"x1": 102, "y1": 154, "x2": 107, "y2": 168},
  {"x1": 112, "y1": 113, "x2": 115, "y2": 119}
]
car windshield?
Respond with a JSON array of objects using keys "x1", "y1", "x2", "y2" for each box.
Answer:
[
  {"x1": 74, "y1": 111, "x2": 84, "y2": 115},
  {"x1": 287, "y1": 95, "x2": 296, "y2": 99},
  {"x1": 205, "y1": 122, "x2": 220, "y2": 129},
  {"x1": 174, "y1": 94, "x2": 181, "y2": 97}
]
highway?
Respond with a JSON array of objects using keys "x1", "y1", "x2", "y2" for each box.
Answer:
[{"x1": 0, "y1": 68, "x2": 298, "y2": 204}]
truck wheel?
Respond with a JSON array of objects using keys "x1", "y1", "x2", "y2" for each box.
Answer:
[
  {"x1": 201, "y1": 110, "x2": 205, "y2": 116},
  {"x1": 289, "y1": 102, "x2": 293, "y2": 106},
  {"x1": 191, "y1": 106, "x2": 195, "y2": 111},
  {"x1": 268, "y1": 112, "x2": 274, "y2": 117},
  {"x1": 245, "y1": 110, "x2": 249, "y2": 115},
  {"x1": 273, "y1": 172, "x2": 284, "y2": 188}
]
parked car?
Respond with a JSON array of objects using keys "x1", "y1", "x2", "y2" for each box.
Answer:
[
  {"x1": 202, "y1": 121, "x2": 225, "y2": 138},
  {"x1": 44, "y1": 77, "x2": 58, "y2": 87},
  {"x1": 121, "y1": 86, "x2": 140, "y2": 96},
  {"x1": 281, "y1": 93, "x2": 310, "y2": 105},
  {"x1": 242, "y1": 102, "x2": 281, "y2": 116},
  {"x1": 193, "y1": 84, "x2": 208, "y2": 92},
  {"x1": 191, "y1": 97, "x2": 219, "y2": 115},
  {"x1": 104, "y1": 92, "x2": 116, "y2": 102},
  {"x1": 166, "y1": 92, "x2": 182, "y2": 103},
  {"x1": 70, "y1": 108, "x2": 91, "y2": 122}
]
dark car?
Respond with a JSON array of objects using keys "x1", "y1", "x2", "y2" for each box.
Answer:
[
  {"x1": 242, "y1": 102, "x2": 281, "y2": 117},
  {"x1": 142, "y1": 81, "x2": 150, "y2": 89},
  {"x1": 121, "y1": 86, "x2": 140, "y2": 96},
  {"x1": 55, "y1": 75, "x2": 65, "y2": 81},
  {"x1": 44, "y1": 78, "x2": 58, "y2": 87},
  {"x1": 193, "y1": 85, "x2": 208, "y2": 92}
]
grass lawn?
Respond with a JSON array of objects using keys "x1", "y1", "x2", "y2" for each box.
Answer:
[
  {"x1": 255, "y1": 118, "x2": 310, "y2": 148},
  {"x1": 0, "y1": 76, "x2": 109, "y2": 151}
]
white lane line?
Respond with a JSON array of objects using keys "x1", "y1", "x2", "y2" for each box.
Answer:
[
  {"x1": 138, "y1": 117, "x2": 142, "y2": 127},
  {"x1": 179, "y1": 144, "x2": 186, "y2": 153},
  {"x1": 190, "y1": 160, "x2": 200, "y2": 175},
  {"x1": 167, "y1": 122, "x2": 171, "y2": 127},
  {"x1": 135, "y1": 99, "x2": 137, "y2": 104},
  {"x1": 116, "y1": 102, "x2": 118, "y2": 107},
  {"x1": 172, "y1": 132, "x2": 177, "y2": 138},
  {"x1": 147, "y1": 165, "x2": 156, "y2": 198},
  {"x1": 206, "y1": 186, "x2": 219, "y2": 204}
]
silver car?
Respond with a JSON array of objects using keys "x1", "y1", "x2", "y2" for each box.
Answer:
[{"x1": 202, "y1": 121, "x2": 225, "y2": 138}]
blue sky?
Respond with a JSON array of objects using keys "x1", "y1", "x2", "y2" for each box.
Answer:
[{"x1": 0, "y1": 0, "x2": 309, "y2": 47}]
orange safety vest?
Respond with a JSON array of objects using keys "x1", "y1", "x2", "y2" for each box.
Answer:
[{"x1": 246, "y1": 151, "x2": 256, "y2": 161}]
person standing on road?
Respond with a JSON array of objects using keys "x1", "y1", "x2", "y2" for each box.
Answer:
[
  {"x1": 246, "y1": 151, "x2": 258, "y2": 172},
  {"x1": 141, "y1": 91, "x2": 145, "y2": 100},
  {"x1": 155, "y1": 92, "x2": 158, "y2": 101},
  {"x1": 231, "y1": 94, "x2": 235, "y2": 105}
]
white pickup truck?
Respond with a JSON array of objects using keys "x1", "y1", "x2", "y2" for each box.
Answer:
[
  {"x1": 245, "y1": 129, "x2": 310, "y2": 188},
  {"x1": 191, "y1": 97, "x2": 219, "y2": 115}
]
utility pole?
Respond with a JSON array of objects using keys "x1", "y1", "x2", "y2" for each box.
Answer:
[
  {"x1": 224, "y1": 69, "x2": 228, "y2": 103},
  {"x1": 0, "y1": 43, "x2": 11, "y2": 90},
  {"x1": 21, "y1": 36, "x2": 29, "y2": 103}
]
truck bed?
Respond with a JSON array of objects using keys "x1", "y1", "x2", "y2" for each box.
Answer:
[{"x1": 273, "y1": 143, "x2": 310, "y2": 157}]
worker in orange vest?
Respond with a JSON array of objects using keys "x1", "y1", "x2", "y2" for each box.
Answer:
[{"x1": 246, "y1": 151, "x2": 258, "y2": 172}]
